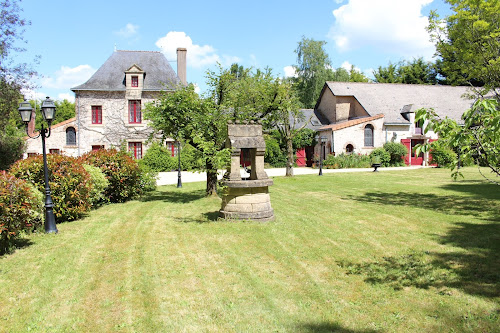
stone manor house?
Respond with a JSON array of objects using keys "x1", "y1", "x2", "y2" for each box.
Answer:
[
  {"x1": 24, "y1": 48, "x2": 187, "y2": 159},
  {"x1": 25, "y1": 49, "x2": 474, "y2": 166}
]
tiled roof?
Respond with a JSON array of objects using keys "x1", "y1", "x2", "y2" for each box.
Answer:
[
  {"x1": 71, "y1": 50, "x2": 180, "y2": 91},
  {"x1": 323, "y1": 82, "x2": 474, "y2": 124},
  {"x1": 319, "y1": 114, "x2": 384, "y2": 131}
]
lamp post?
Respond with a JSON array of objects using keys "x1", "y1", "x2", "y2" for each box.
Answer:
[
  {"x1": 18, "y1": 97, "x2": 58, "y2": 234},
  {"x1": 318, "y1": 135, "x2": 327, "y2": 176},
  {"x1": 177, "y1": 140, "x2": 182, "y2": 188}
]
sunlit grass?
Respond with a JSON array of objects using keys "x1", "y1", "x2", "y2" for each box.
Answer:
[{"x1": 0, "y1": 167, "x2": 498, "y2": 332}]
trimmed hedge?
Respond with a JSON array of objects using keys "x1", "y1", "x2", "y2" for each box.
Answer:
[
  {"x1": 0, "y1": 172, "x2": 43, "y2": 254},
  {"x1": 10, "y1": 155, "x2": 93, "y2": 223},
  {"x1": 81, "y1": 149, "x2": 144, "y2": 203}
]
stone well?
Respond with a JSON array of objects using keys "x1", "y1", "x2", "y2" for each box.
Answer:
[{"x1": 219, "y1": 122, "x2": 274, "y2": 222}]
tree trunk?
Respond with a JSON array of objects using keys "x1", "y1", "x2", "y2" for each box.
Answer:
[
  {"x1": 205, "y1": 161, "x2": 218, "y2": 197},
  {"x1": 285, "y1": 135, "x2": 294, "y2": 177}
]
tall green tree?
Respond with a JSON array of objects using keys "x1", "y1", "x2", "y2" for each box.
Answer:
[
  {"x1": 146, "y1": 65, "x2": 305, "y2": 194},
  {"x1": 428, "y1": 0, "x2": 500, "y2": 96},
  {"x1": 0, "y1": 0, "x2": 37, "y2": 170},
  {"x1": 292, "y1": 37, "x2": 333, "y2": 108},
  {"x1": 373, "y1": 58, "x2": 438, "y2": 84}
]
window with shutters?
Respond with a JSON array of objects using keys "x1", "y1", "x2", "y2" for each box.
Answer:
[
  {"x1": 128, "y1": 100, "x2": 141, "y2": 124},
  {"x1": 92, "y1": 106, "x2": 102, "y2": 124}
]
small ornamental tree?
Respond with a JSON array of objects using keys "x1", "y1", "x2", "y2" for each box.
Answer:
[
  {"x1": 415, "y1": 99, "x2": 500, "y2": 183},
  {"x1": 81, "y1": 149, "x2": 144, "y2": 203},
  {"x1": 0, "y1": 172, "x2": 43, "y2": 254},
  {"x1": 10, "y1": 155, "x2": 93, "y2": 222}
]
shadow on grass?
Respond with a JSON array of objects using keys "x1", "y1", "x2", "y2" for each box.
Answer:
[
  {"x1": 0, "y1": 237, "x2": 34, "y2": 257},
  {"x1": 345, "y1": 191, "x2": 496, "y2": 220},
  {"x1": 141, "y1": 189, "x2": 206, "y2": 203},
  {"x1": 342, "y1": 183, "x2": 500, "y2": 298},
  {"x1": 174, "y1": 211, "x2": 220, "y2": 224},
  {"x1": 297, "y1": 322, "x2": 377, "y2": 333}
]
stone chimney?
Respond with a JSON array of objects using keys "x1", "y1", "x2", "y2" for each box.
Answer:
[
  {"x1": 27, "y1": 108, "x2": 36, "y2": 137},
  {"x1": 176, "y1": 47, "x2": 187, "y2": 86}
]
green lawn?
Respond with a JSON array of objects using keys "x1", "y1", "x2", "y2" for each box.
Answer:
[{"x1": 0, "y1": 167, "x2": 499, "y2": 332}]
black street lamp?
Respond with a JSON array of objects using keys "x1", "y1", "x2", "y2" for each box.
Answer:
[
  {"x1": 318, "y1": 136, "x2": 327, "y2": 176},
  {"x1": 177, "y1": 140, "x2": 182, "y2": 188},
  {"x1": 18, "y1": 97, "x2": 58, "y2": 234}
]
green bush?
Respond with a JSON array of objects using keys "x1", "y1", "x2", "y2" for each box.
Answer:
[
  {"x1": 81, "y1": 149, "x2": 143, "y2": 203},
  {"x1": 383, "y1": 142, "x2": 407, "y2": 166},
  {"x1": 10, "y1": 154, "x2": 93, "y2": 223},
  {"x1": 0, "y1": 172, "x2": 43, "y2": 254},
  {"x1": 430, "y1": 142, "x2": 457, "y2": 168},
  {"x1": 264, "y1": 134, "x2": 287, "y2": 167},
  {"x1": 323, "y1": 153, "x2": 372, "y2": 169},
  {"x1": 138, "y1": 164, "x2": 158, "y2": 193},
  {"x1": 140, "y1": 142, "x2": 177, "y2": 172},
  {"x1": 83, "y1": 164, "x2": 110, "y2": 208},
  {"x1": 370, "y1": 148, "x2": 391, "y2": 167}
]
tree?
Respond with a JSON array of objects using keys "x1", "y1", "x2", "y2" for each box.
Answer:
[
  {"x1": 415, "y1": 99, "x2": 500, "y2": 184},
  {"x1": 373, "y1": 58, "x2": 438, "y2": 84},
  {"x1": 0, "y1": 0, "x2": 37, "y2": 170},
  {"x1": 145, "y1": 83, "x2": 230, "y2": 196},
  {"x1": 292, "y1": 37, "x2": 333, "y2": 108},
  {"x1": 428, "y1": 0, "x2": 500, "y2": 97}
]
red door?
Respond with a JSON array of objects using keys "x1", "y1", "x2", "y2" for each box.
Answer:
[
  {"x1": 296, "y1": 148, "x2": 306, "y2": 167},
  {"x1": 401, "y1": 139, "x2": 424, "y2": 165}
]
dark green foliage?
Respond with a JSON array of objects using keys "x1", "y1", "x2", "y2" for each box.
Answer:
[
  {"x1": 370, "y1": 148, "x2": 391, "y2": 167},
  {"x1": 0, "y1": 123, "x2": 25, "y2": 170},
  {"x1": 430, "y1": 142, "x2": 457, "y2": 168},
  {"x1": 0, "y1": 172, "x2": 43, "y2": 254},
  {"x1": 9, "y1": 154, "x2": 92, "y2": 222},
  {"x1": 264, "y1": 134, "x2": 287, "y2": 167},
  {"x1": 292, "y1": 128, "x2": 316, "y2": 150},
  {"x1": 83, "y1": 164, "x2": 109, "y2": 207},
  {"x1": 373, "y1": 58, "x2": 439, "y2": 84},
  {"x1": 81, "y1": 149, "x2": 144, "y2": 203},
  {"x1": 139, "y1": 142, "x2": 177, "y2": 172},
  {"x1": 323, "y1": 153, "x2": 372, "y2": 169},
  {"x1": 383, "y1": 142, "x2": 408, "y2": 166}
]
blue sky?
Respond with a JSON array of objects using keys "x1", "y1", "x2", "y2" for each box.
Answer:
[{"x1": 19, "y1": 0, "x2": 452, "y2": 102}]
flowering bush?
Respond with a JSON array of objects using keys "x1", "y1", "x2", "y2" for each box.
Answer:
[
  {"x1": 81, "y1": 149, "x2": 144, "y2": 203},
  {"x1": 0, "y1": 172, "x2": 43, "y2": 254},
  {"x1": 10, "y1": 154, "x2": 93, "y2": 223}
]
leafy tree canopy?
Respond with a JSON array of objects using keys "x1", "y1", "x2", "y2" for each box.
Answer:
[
  {"x1": 428, "y1": 0, "x2": 500, "y2": 96},
  {"x1": 373, "y1": 58, "x2": 439, "y2": 84}
]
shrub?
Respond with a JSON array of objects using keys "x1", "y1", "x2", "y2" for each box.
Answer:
[
  {"x1": 264, "y1": 135, "x2": 287, "y2": 167},
  {"x1": 323, "y1": 153, "x2": 372, "y2": 169},
  {"x1": 180, "y1": 143, "x2": 204, "y2": 170},
  {"x1": 83, "y1": 164, "x2": 110, "y2": 208},
  {"x1": 430, "y1": 142, "x2": 457, "y2": 168},
  {"x1": 81, "y1": 149, "x2": 143, "y2": 203},
  {"x1": 138, "y1": 164, "x2": 158, "y2": 193},
  {"x1": 383, "y1": 142, "x2": 407, "y2": 166},
  {"x1": 10, "y1": 155, "x2": 92, "y2": 223},
  {"x1": 0, "y1": 172, "x2": 43, "y2": 254},
  {"x1": 370, "y1": 148, "x2": 391, "y2": 167},
  {"x1": 139, "y1": 142, "x2": 177, "y2": 172}
]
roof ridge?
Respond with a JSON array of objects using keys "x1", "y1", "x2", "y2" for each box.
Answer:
[{"x1": 116, "y1": 50, "x2": 161, "y2": 53}]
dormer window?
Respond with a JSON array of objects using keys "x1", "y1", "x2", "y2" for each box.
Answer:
[{"x1": 131, "y1": 76, "x2": 138, "y2": 87}]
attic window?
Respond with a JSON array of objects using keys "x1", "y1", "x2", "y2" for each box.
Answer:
[
  {"x1": 131, "y1": 76, "x2": 138, "y2": 87},
  {"x1": 311, "y1": 119, "x2": 321, "y2": 126}
]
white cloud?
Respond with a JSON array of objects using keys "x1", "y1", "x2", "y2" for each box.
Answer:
[
  {"x1": 329, "y1": 0, "x2": 435, "y2": 58},
  {"x1": 115, "y1": 23, "x2": 140, "y2": 39},
  {"x1": 340, "y1": 60, "x2": 361, "y2": 72},
  {"x1": 193, "y1": 83, "x2": 201, "y2": 94},
  {"x1": 283, "y1": 65, "x2": 298, "y2": 78},
  {"x1": 57, "y1": 93, "x2": 75, "y2": 102},
  {"x1": 42, "y1": 65, "x2": 96, "y2": 90},
  {"x1": 155, "y1": 31, "x2": 240, "y2": 68},
  {"x1": 20, "y1": 88, "x2": 46, "y2": 101}
]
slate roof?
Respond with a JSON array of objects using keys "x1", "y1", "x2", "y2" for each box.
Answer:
[
  {"x1": 71, "y1": 50, "x2": 180, "y2": 92},
  {"x1": 292, "y1": 109, "x2": 328, "y2": 131},
  {"x1": 321, "y1": 82, "x2": 475, "y2": 124}
]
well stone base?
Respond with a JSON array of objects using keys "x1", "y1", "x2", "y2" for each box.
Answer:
[{"x1": 219, "y1": 180, "x2": 274, "y2": 222}]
